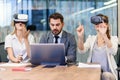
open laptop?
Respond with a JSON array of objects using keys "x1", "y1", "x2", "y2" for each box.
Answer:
[{"x1": 30, "y1": 43, "x2": 66, "y2": 66}]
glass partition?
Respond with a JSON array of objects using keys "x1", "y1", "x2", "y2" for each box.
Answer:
[{"x1": 0, "y1": 0, "x2": 118, "y2": 44}]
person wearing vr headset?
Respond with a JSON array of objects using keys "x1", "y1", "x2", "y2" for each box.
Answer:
[
  {"x1": 5, "y1": 13, "x2": 31, "y2": 63},
  {"x1": 77, "y1": 14, "x2": 118, "y2": 80}
]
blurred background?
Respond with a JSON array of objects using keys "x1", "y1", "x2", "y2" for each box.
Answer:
[{"x1": 0, "y1": 0, "x2": 119, "y2": 62}]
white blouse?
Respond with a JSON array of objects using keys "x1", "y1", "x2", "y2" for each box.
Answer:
[{"x1": 5, "y1": 34, "x2": 30, "y2": 62}]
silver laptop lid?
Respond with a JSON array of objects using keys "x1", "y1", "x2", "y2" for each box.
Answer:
[{"x1": 30, "y1": 43, "x2": 66, "y2": 66}]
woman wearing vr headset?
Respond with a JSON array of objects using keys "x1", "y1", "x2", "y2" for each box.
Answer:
[
  {"x1": 5, "y1": 14, "x2": 31, "y2": 63},
  {"x1": 77, "y1": 14, "x2": 118, "y2": 80}
]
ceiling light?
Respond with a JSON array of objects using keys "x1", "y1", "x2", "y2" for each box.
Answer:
[
  {"x1": 90, "y1": 3, "x2": 117, "y2": 13},
  {"x1": 104, "y1": 0, "x2": 116, "y2": 5},
  {"x1": 72, "y1": 7, "x2": 94, "y2": 16}
]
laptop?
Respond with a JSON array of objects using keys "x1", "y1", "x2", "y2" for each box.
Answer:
[{"x1": 30, "y1": 43, "x2": 66, "y2": 66}]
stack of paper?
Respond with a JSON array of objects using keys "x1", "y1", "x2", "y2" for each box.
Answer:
[
  {"x1": 0, "y1": 63, "x2": 30, "y2": 67},
  {"x1": 78, "y1": 62, "x2": 101, "y2": 68}
]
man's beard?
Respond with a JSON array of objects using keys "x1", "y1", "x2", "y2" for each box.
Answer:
[{"x1": 52, "y1": 29, "x2": 61, "y2": 35}]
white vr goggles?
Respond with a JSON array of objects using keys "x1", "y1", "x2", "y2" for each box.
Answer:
[{"x1": 13, "y1": 14, "x2": 28, "y2": 22}]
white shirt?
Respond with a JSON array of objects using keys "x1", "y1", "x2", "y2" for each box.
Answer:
[
  {"x1": 53, "y1": 31, "x2": 63, "y2": 43},
  {"x1": 5, "y1": 34, "x2": 30, "y2": 62}
]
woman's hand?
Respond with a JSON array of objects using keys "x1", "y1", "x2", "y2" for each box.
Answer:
[
  {"x1": 76, "y1": 24, "x2": 84, "y2": 50},
  {"x1": 14, "y1": 55, "x2": 23, "y2": 63},
  {"x1": 17, "y1": 55, "x2": 23, "y2": 62},
  {"x1": 98, "y1": 23, "x2": 107, "y2": 35},
  {"x1": 97, "y1": 22, "x2": 112, "y2": 48},
  {"x1": 76, "y1": 24, "x2": 84, "y2": 38},
  {"x1": 12, "y1": 55, "x2": 23, "y2": 63},
  {"x1": 22, "y1": 26, "x2": 30, "y2": 40}
]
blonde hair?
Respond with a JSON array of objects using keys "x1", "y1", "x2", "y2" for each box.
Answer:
[{"x1": 11, "y1": 21, "x2": 16, "y2": 35}]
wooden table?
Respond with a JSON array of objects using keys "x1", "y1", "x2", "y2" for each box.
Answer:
[{"x1": 0, "y1": 64, "x2": 101, "y2": 80}]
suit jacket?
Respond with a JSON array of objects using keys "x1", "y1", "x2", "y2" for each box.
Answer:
[{"x1": 40, "y1": 30, "x2": 77, "y2": 63}]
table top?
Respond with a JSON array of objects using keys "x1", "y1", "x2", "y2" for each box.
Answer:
[{"x1": 0, "y1": 63, "x2": 101, "y2": 80}]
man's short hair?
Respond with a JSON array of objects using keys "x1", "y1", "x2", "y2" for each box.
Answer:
[{"x1": 48, "y1": 12, "x2": 64, "y2": 23}]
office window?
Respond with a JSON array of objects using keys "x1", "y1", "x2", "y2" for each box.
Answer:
[{"x1": 0, "y1": 0, "x2": 118, "y2": 43}]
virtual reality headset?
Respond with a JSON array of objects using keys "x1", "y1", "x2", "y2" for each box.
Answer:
[
  {"x1": 13, "y1": 14, "x2": 28, "y2": 22},
  {"x1": 91, "y1": 16, "x2": 103, "y2": 25}
]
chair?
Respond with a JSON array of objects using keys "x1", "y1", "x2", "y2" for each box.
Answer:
[
  {"x1": 0, "y1": 42, "x2": 8, "y2": 62},
  {"x1": 117, "y1": 68, "x2": 120, "y2": 80},
  {"x1": 116, "y1": 45, "x2": 120, "y2": 80}
]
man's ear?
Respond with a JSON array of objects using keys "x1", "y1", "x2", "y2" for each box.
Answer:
[{"x1": 62, "y1": 23, "x2": 64, "y2": 27}]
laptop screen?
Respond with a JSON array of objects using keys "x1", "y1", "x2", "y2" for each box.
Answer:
[{"x1": 30, "y1": 43, "x2": 66, "y2": 66}]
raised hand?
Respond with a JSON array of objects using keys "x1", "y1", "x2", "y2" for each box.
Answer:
[
  {"x1": 76, "y1": 24, "x2": 84, "y2": 50},
  {"x1": 22, "y1": 26, "x2": 30, "y2": 40},
  {"x1": 76, "y1": 24, "x2": 84, "y2": 38},
  {"x1": 98, "y1": 22, "x2": 107, "y2": 35}
]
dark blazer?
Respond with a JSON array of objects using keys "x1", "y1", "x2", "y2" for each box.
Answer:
[{"x1": 40, "y1": 30, "x2": 77, "y2": 63}]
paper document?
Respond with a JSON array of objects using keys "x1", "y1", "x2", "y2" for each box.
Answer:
[
  {"x1": 78, "y1": 62, "x2": 101, "y2": 68},
  {"x1": 0, "y1": 63, "x2": 30, "y2": 67}
]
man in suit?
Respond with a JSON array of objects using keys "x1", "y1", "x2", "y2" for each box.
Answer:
[{"x1": 40, "y1": 12, "x2": 76, "y2": 64}]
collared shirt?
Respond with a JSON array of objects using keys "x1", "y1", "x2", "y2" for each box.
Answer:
[
  {"x1": 5, "y1": 34, "x2": 29, "y2": 62},
  {"x1": 53, "y1": 31, "x2": 63, "y2": 43}
]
